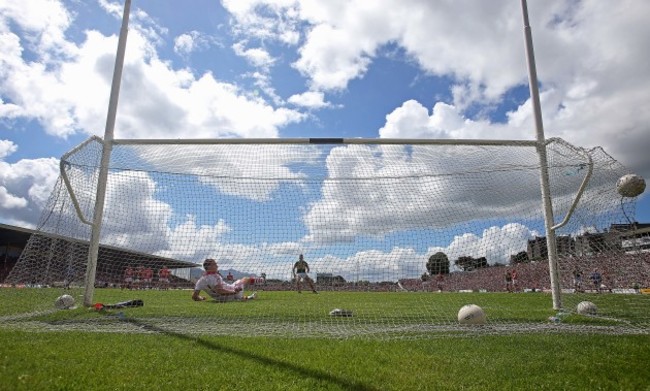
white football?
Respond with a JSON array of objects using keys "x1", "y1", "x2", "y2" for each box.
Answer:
[
  {"x1": 54, "y1": 294, "x2": 76, "y2": 309},
  {"x1": 457, "y1": 304, "x2": 486, "y2": 325},
  {"x1": 576, "y1": 301, "x2": 597, "y2": 315},
  {"x1": 616, "y1": 174, "x2": 646, "y2": 197},
  {"x1": 329, "y1": 308, "x2": 353, "y2": 317}
]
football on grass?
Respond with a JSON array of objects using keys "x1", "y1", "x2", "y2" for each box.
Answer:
[
  {"x1": 54, "y1": 294, "x2": 75, "y2": 309},
  {"x1": 329, "y1": 308, "x2": 353, "y2": 317},
  {"x1": 457, "y1": 304, "x2": 486, "y2": 325},
  {"x1": 576, "y1": 301, "x2": 598, "y2": 315}
]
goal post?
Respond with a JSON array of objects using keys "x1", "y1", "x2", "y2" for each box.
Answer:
[
  {"x1": 4, "y1": 136, "x2": 648, "y2": 338},
  {"x1": 81, "y1": 0, "x2": 131, "y2": 307}
]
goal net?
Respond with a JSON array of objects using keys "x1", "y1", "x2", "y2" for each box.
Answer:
[{"x1": 2, "y1": 137, "x2": 648, "y2": 338}]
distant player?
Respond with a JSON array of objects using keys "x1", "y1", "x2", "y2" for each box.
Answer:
[
  {"x1": 259, "y1": 273, "x2": 267, "y2": 286},
  {"x1": 142, "y1": 266, "x2": 153, "y2": 289},
  {"x1": 158, "y1": 266, "x2": 171, "y2": 290},
  {"x1": 293, "y1": 254, "x2": 318, "y2": 294},
  {"x1": 505, "y1": 269, "x2": 513, "y2": 292},
  {"x1": 122, "y1": 266, "x2": 134, "y2": 290},
  {"x1": 572, "y1": 268, "x2": 583, "y2": 292},
  {"x1": 511, "y1": 269, "x2": 518, "y2": 292},
  {"x1": 436, "y1": 273, "x2": 444, "y2": 292},
  {"x1": 590, "y1": 269, "x2": 602, "y2": 293}
]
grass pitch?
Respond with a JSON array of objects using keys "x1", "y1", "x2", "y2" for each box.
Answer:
[{"x1": 1, "y1": 288, "x2": 649, "y2": 390}]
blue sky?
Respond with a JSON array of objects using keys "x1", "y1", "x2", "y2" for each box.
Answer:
[{"x1": 1, "y1": 0, "x2": 649, "y2": 280}]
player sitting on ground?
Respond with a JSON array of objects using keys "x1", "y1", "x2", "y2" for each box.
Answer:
[{"x1": 192, "y1": 259, "x2": 256, "y2": 302}]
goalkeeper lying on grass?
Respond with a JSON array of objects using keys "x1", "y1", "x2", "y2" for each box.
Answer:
[{"x1": 192, "y1": 259, "x2": 256, "y2": 302}]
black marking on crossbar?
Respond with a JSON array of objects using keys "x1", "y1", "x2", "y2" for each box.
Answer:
[{"x1": 309, "y1": 138, "x2": 344, "y2": 144}]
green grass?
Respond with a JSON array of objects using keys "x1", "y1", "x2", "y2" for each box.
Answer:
[
  {"x1": 1, "y1": 330, "x2": 649, "y2": 390},
  {"x1": 2, "y1": 288, "x2": 648, "y2": 329},
  {"x1": 1, "y1": 288, "x2": 649, "y2": 390}
]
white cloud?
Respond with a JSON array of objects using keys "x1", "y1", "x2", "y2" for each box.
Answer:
[
  {"x1": 287, "y1": 91, "x2": 330, "y2": 109},
  {"x1": 157, "y1": 216, "x2": 231, "y2": 261},
  {"x1": 293, "y1": 23, "x2": 374, "y2": 91},
  {"x1": 301, "y1": 143, "x2": 544, "y2": 244},
  {"x1": 0, "y1": 0, "x2": 306, "y2": 141},
  {"x1": 4, "y1": 0, "x2": 645, "y2": 174},
  {"x1": 304, "y1": 247, "x2": 431, "y2": 283},
  {"x1": 5, "y1": 0, "x2": 648, "y2": 171},
  {"x1": 0, "y1": 0, "x2": 76, "y2": 58},
  {"x1": 0, "y1": 139, "x2": 17, "y2": 159},
  {"x1": 173, "y1": 31, "x2": 216, "y2": 57},
  {"x1": 230, "y1": 42, "x2": 282, "y2": 104},
  {"x1": 122, "y1": 143, "x2": 318, "y2": 201},
  {"x1": 63, "y1": 167, "x2": 230, "y2": 262},
  {"x1": 222, "y1": 0, "x2": 302, "y2": 45},
  {"x1": 0, "y1": 144, "x2": 59, "y2": 227},
  {"x1": 224, "y1": 0, "x2": 525, "y2": 96},
  {"x1": 97, "y1": 0, "x2": 126, "y2": 19},
  {"x1": 173, "y1": 33, "x2": 195, "y2": 56},
  {"x1": 264, "y1": 241, "x2": 303, "y2": 256},
  {"x1": 427, "y1": 223, "x2": 538, "y2": 268},
  {"x1": 232, "y1": 41, "x2": 275, "y2": 68},
  {"x1": 0, "y1": 186, "x2": 27, "y2": 209},
  {"x1": 300, "y1": 138, "x2": 627, "y2": 246},
  {"x1": 379, "y1": 100, "x2": 453, "y2": 139},
  {"x1": 379, "y1": 100, "x2": 529, "y2": 140},
  {"x1": 54, "y1": 153, "x2": 272, "y2": 266},
  {"x1": 221, "y1": 0, "x2": 650, "y2": 180}
]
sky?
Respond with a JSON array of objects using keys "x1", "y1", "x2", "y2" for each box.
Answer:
[{"x1": 1, "y1": 0, "x2": 649, "y2": 280}]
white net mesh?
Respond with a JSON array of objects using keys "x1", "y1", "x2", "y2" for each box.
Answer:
[{"x1": 2, "y1": 137, "x2": 648, "y2": 338}]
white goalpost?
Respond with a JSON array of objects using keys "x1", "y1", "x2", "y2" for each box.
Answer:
[
  {"x1": 82, "y1": 0, "x2": 131, "y2": 308},
  {"x1": 1, "y1": 0, "x2": 649, "y2": 338}
]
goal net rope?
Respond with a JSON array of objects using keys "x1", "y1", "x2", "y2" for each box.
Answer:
[{"x1": 2, "y1": 137, "x2": 648, "y2": 338}]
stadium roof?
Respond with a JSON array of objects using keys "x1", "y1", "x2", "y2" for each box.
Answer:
[{"x1": 0, "y1": 223, "x2": 197, "y2": 270}]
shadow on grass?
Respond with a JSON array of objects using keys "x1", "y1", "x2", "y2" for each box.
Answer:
[{"x1": 101, "y1": 311, "x2": 378, "y2": 391}]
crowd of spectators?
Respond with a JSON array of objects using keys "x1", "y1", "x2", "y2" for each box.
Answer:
[
  {"x1": 395, "y1": 252, "x2": 649, "y2": 293},
  {"x1": 4, "y1": 252, "x2": 648, "y2": 293}
]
